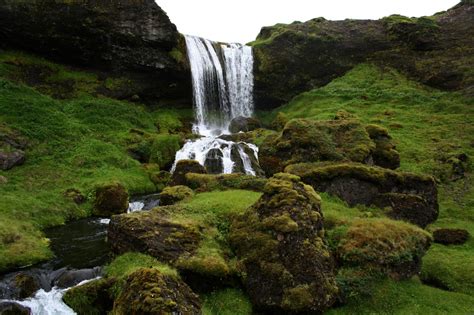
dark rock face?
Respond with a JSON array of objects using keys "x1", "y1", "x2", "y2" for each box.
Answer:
[
  {"x1": 113, "y1": 268, "x2": 201, "y2": 315},
  {"x1": 92, "y1": 182, "x2": 129, "y2": 217},
  {"x1": 286, "y1": 162, "x2": 439, "y2": 228},
  {"x1": 260, "y1": 118, "x2": 399, "y2": 176},
  {"x1": 171, "y1": 159, "x2": 207, "y2": 186},
  {"x1": 252, "y1": 3, "x2": 474, "y2": 108},
  {"x1": 230, "y1": 173, "x2": 338, "y2": 313},
  {"x1": 0, "y1": 302, "x2": 30, "y2": 315},
  {"x1": 108, "y1": 210, "x2": 201, "y2": 263},
  {"x1": 229, "y1": 116, "x2": 262, "y2": 133},
  {"x1": 0, "y1": 0, "x2": 191, "y2": 103},
  {"x1": 433, "y1": 228, "x2": 470, "y2": 245},
  {"x1": 204, "y1": 148, "x2": 224, "y2": 174}
]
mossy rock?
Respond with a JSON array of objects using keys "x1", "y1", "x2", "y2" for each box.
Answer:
[
  {"x1": 108, "y1": 209, "x2": 201, "y2": 263},
  {"x1": 112, "y1": 268, "x2": 201, "y2": 315},
  {"x1": 171, "y1": 159, "x2": 206, "y2": 186},
  {"x1": 229, "y1": 173, "x2": 338, "y2": 313},
  {"x1": 92, "y1": 182, "x2": 129, "y2": 217},
  {"x1": 271, "y1": 112, "x2": 289, "y2": 131},
  {"x1": 63, "y1": 278, "x2": 115, "y2": 315},
  {"x1": 259, "y1": 118, "x2": 375, "y2": 176},
  {"x1": 160, "y1": 185, "x2": 194, "y2": 206},
  {"x1": 286, "y1": 162, "x2": 439, "y2": 227},
  {"x1": 432, "y1": 228, "x2": 470, "y2": 245},
  {"x1": 366, "y1": 124, "x2": 400, "y2": 170},
  {"x1": 185, "y1": 173, "x2": 267, "y2": 192},
  {"x1": 14, "y1": 273, "x2": 39, "y2": 299},
  {"x1": 337, "y1": 218, "x2": 432, "y2": 279}
]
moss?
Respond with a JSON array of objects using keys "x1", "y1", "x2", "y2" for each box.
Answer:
[
  {"x1": 63, "y1": 278, "x2": 115, "y2": 315},
  {"x1": 185, "y1": 173, "x2": 267, "y2": 192},
  {"x1": 271, "y1": 112, "x2": 289, "y2": 130},
  {"x1": 160, "y1": 185, "x2": 194, "y2": 206},
  {"x1": 104, "y1": 252, "x2": 178, "y2": 279},
  {"x1": 263, "y1": 213, "x2": 299, "y2": 233},
  {"x1": 92, "y1": 182, "x2": 129, "y2": 217},
  {"x1": 202, "y1": 288, "x2": 253, "y2": 315},
  {"x1": 282, "y1": 284, "x2": 314, "y2": 311},
  {"x1": 171, "y1": 159, "x2": 206, "y2": 186},
  {"x1": 112, "y1": 268, "x2": 201, "y2": 314},
  {"x1": 337, "y1": 218, "x2": 432, "y2": 278},
  {"x1": 14, "y1": 273, "x2": 39, "y2": 299}
]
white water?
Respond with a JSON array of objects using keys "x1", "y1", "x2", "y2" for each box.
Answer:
[
  {"x1": 127, "y1": 201, "x2": 145, "y2": 213},
  {"x1": 1, "y1": 278, "x2": 100, "y2": 315},
  {"x1": 173, "y1": 36, "x2": 259, "y2": 175}
]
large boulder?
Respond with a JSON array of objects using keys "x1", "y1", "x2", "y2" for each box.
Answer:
[
  {"x1": 108, "y1": 209, "x2": 201, "y2": 263},
  {"x1": 286, "y1": 162, "x2": 438, "y2": 228},
  {"x1": 159, "y1": 185, "x2": 194, "y2": 206},
  {"x1": 0, "y1": 0, "x2": 191, "y2": 103},
  {"x1": 251, "y1": 3, "x2": 474, "y2": 108},
  {"x1": 260, "y1": 118, "x2": 398, "y2": 176},
  {"x1": 335, "y1": 218, "x2": 432, "y2": 279},
  {"x1": 92, "y1": 182, "x2": 129, "y2": 217},
  {"x1": 171, "y1": 160, "x2": 207, "y2": 186},
  {"x1": 230, "y1": 173, "x2": 338, "y2": 313},
  {"x1": 113, "y1": 268, "x2": 201, "y2": 314},
  {"x1": 228, "y1": 116, "x2": 262, "y2": 133}
]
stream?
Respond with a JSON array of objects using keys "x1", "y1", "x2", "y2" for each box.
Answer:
[{"x1": 0, "y1": 194, "x2": 159, "y2": 315}]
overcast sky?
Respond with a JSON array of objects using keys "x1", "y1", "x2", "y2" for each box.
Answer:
[{"x1": 157, "y1": 0, "x2": 460, "y2": 44}]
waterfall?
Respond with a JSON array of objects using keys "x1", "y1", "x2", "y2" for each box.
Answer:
[{"x1": 172, "y1": 35, "x2": 260, "y2": 176}]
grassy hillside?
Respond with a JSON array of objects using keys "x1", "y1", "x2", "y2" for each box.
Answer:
[
  {"x1": 0, "y1": 50, "x2": 192, "y2": 271},
  {"x1": 270, "y1": 63, "x2": 474, "y2": 306}
]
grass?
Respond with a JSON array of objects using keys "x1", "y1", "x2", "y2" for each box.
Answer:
[
  {"x1": 104, "y1": 252, "x2": 178, "y2": 279},
  {"x1": 202, "y1": 288, "x2": 253, "y2": 315},
  {"x1": 0, "y1": 50, "x2": 191, "y2": 271},
  {"x1": 328, "y1": 277, "x2": 474, "y2": 315}
]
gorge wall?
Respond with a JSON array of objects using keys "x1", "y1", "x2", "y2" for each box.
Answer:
[
  {"x1": 252, "y1": 1, "x2": 474, "y2": 108},
  {"x1": 0, "y1": 0, "x2": 192, "y2": 104}
]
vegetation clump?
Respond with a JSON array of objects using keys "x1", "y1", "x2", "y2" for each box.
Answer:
[
  {"x1": 63, "y1": 278, "x2": 115, "y2": 315},
  {"x1": 336, "y1": 218, "x2": 432, "y2": 279},
  {"x1": 170, "y1": 159, "x2": 207, "y2": 186},
  {"x1": 185, "y1": 173, "x2": 267, "y2": 192},
  {"x1": 230, "y1": 173, "x2": 338, "y2": 313},
  {"x1": 92, "y1": 182, "x2": 129, "y2": 217},
  {"x1": 365, "y1": 124, "x2": 400, "y2": 169},
  {"x1": 432, "y1": 228, "x2": 470, "y2": 245},
  {"x1": 160, "y1": 185, "x2": 194, "y2": 205}
]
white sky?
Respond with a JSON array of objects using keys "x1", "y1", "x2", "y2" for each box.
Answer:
[{"x1": 157, "y1": 0, "x2": 460, "y2": 44}]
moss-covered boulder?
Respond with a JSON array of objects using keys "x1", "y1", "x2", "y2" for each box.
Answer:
[
  {"x1": 229, "y1": 116, "x2": 262, "y2": 133},
  {"x1": 160, "y1": 185, "x2": 194, "y2": 206},
  {"x1": 0, "y1": 302, "x2": 30, "y2": 315},
  {"x1": 112, "y1": 268, "x2": 201, "y2": 314},
  {"x1": 259, "y1": 118, "x2": 377, "y2": 176},
  {"x1": 365, "y1": 124, "x2": 400, "y2": 169},
  {"x1": 433, "y1": 228, "x2": 470, "y2": 245},
  {"x1": 171, "y1": 160, "x2": 206, "y2": 186},
  {"x1": 230, "y1": 173, "x2": 338, "y2": 313},
  {"x1": 63, "y1": 278, "x2": 115, "y2": 315},
  {"x1": 14, "y1": 273, "x2": 39, "y2": 299},
  {"x1": 108, "y1": 209, "x2": 201, "y2": 263},
  {"x1": 185, "y1": 173, "x2": 267, "y2": 192},
  {"x1": 92, "y1": 182, "x2": 129, "y2": 217},
  {"x1": 286, "y1": 162, "x2": 439, "y2": 227},
  {"x1": 336, "y1": 218, "x2": 432, "y2": 279}
]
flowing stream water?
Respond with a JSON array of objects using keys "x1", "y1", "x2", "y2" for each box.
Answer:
[{"x1": 172, "y1": 35, "x2": 260, "y2": 175}]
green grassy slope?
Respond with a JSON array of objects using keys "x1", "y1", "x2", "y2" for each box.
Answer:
[
  {"x1": 272, "y1": 63, "x2": 474, "y2": 310},
  {"x1": 0, "y1": 51, "x2": 192, "y2": 271}
]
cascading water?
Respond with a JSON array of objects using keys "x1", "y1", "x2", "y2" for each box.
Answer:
[{"x1": 172, "y1": 35, "x2": 260, "y2": 175}]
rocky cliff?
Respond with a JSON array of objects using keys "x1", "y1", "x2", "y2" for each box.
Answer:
[
  {"x1": 0, "y1": 0, "x2": 191, "y2": 104},
  {"x1": 252, "y1": 2, "x2": 474, "y2": 108}
]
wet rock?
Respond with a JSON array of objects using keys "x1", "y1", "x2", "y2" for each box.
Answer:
[
  {"x1": 63, "y1": 278, "x2": 115, "y2": 315},
  {"x1": 14, "y1": 273, "x2": 40, "y2": 299},
  {"x1": 366, "y1": 124, "x2": 400, "y2": 170},
  {"x1": 55, "y1": 267, "x2": 102, "y2": 289},
  {"x1": 92, "y1": 182, "x2": 129, "y2": 217},
  {"x1": 0, "y1": 0, "x2": 192, "y2": 103},
  {"x1": 204, "y1": 148, "x2": 224, "y2": 174},
  {"x1": 171, "y1": 160, "x2": 206, "y2": 186},
  {"x1": 113, "y1": 268, "x2": 201, "y2": 314},
  {"x1": 336, "y1": 218, "x2": 432, "y2": 280},
  {"x1": 433, "y1": 228, "x2": 470, "y2": 245},
  {"x1": 0, "y1": 302, "x2": 30, "y2": 315},
  {"x1": 229, "y1": 116, "x2": 262, "y2": 133},
  {"x1": 0, "y1": 150, "x2": 25, "y2": 171},
  {"x1": 159, "y1": 185, "x2": 194, "y2": 206},
  {"x1": 108, "y1": 210, "x2": 201, "y2": 263},
  {"x1": 259, "y1": 118, "x2": 376, "y2": 176},
  {"x1": 230, "y1": 173, "x2": 338, "y2": 313},
  {"x1": 286, "y1": 162, "x2": 439, "y2": 228}
]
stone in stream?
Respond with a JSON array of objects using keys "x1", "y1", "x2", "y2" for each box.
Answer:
[
  {"x1": 204, "y1": 148, "x2": 224, "y2": 174},
  {"x1": 92, "y1": 182, "x2": 129, "y2": 217},
  {"x1": 0, "y1": 302, "x2": 30, "y2": 315}
]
